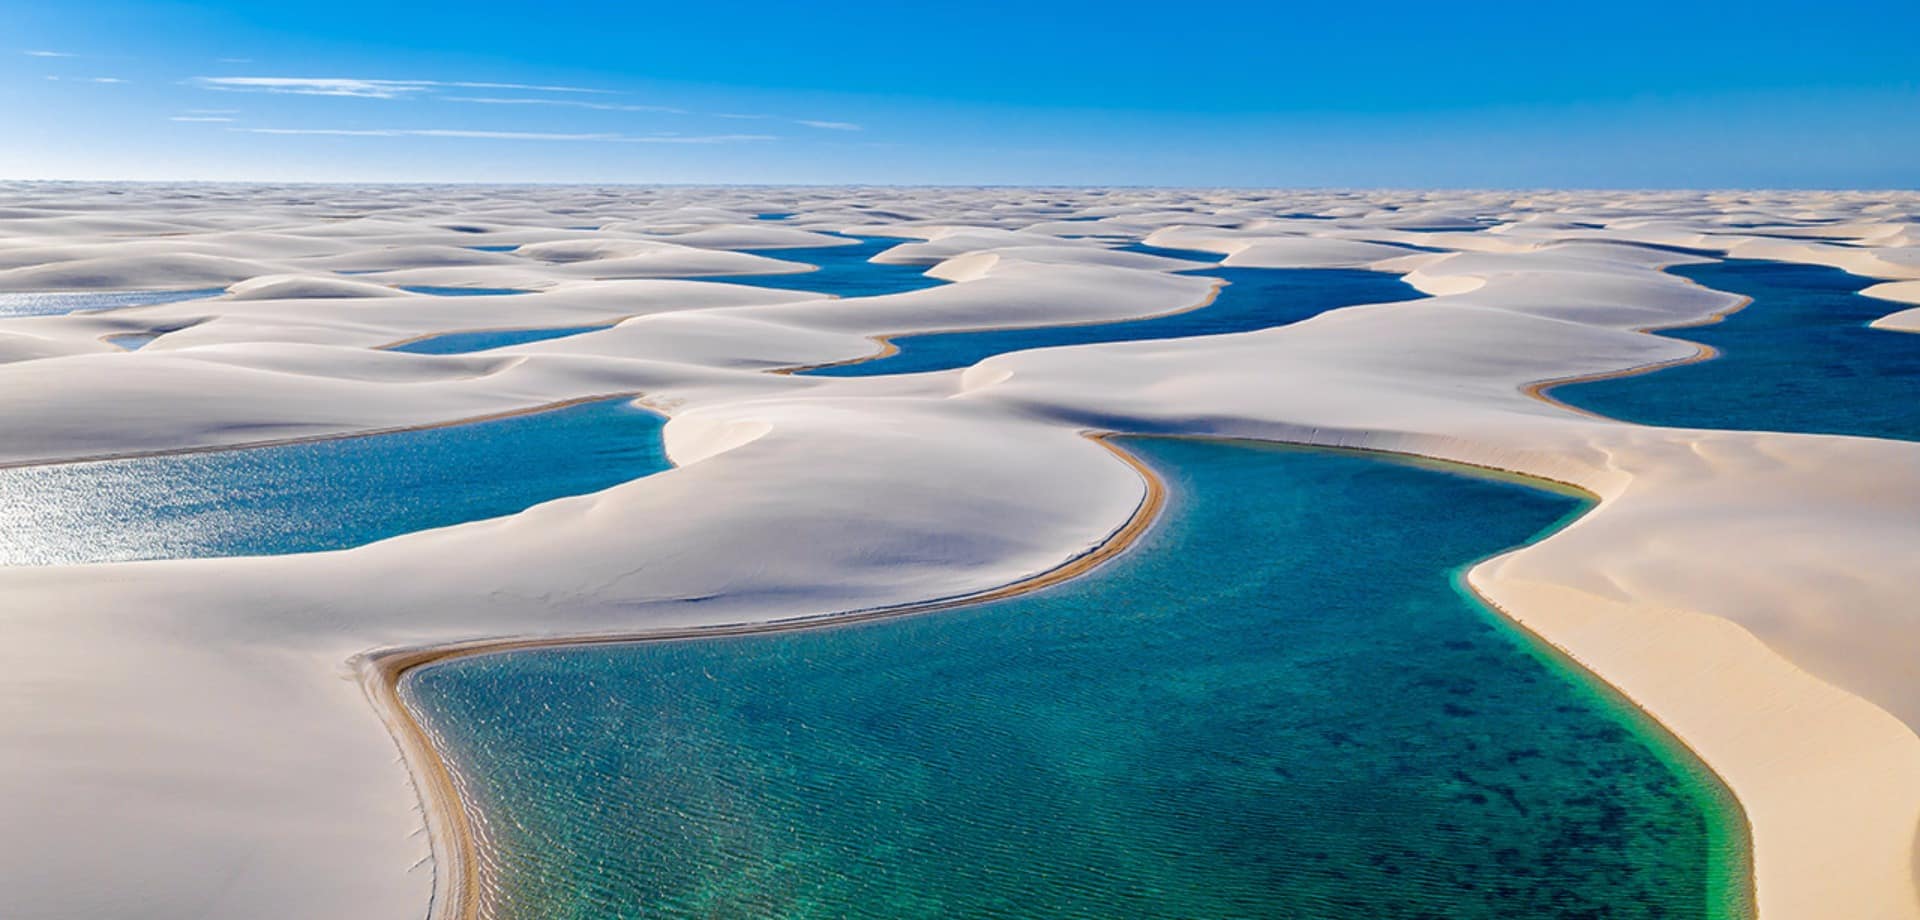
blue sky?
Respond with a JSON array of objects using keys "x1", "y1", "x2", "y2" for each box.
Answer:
[{"x1": 4, "y1": 0, "x2": 1916, "y2": 186}]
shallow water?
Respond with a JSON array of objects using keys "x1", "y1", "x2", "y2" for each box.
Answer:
[
  {"x1": 0, "y1": 397, "x2": 669, "y2": 565},
  {"x1": 802, "y1": 266, "x2": 1412, "y2": 377},
  {"x1": 0, "y1": 288, "x2": 223, "y2": 318},
  {"x1": 389, "y1": 324, "x2": 613, "y2": 355},
  {"x1": 405, "y1": 439, "x2": 1744, "y2": 920},
  {"x1": 1554, "y1": 259, "x2": 1920, "y2": 441},
  {"x1": 105, "y1": 332, "x2": 163, "y2": 350},
  {"x1": 697, "y1": 236, "x2": 946, "y2": 298}
]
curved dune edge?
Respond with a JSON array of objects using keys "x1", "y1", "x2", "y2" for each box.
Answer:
[
  {"x1": 1491, "y1": 261, "x2": 1919, "y2": 917},
  {"x1": 354, "y1": 432, "x2": 1166, "y2": 920},
  {"x1": 1315, "y1": 316, "x2": 1915, "y2": 920},
  {"x1": 1523, "y1": 288, "x2": 1751, "y2": 417},
  {"x1": 1238, "y1": 442, "x2": 1920, "y2": 920},
  {"x1": 1466, "y1": 569, "x2": 1916, "y2": 920}
]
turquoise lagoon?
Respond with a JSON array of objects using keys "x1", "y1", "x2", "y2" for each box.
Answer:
[
  {"x1": 1555, "y1": 259, "x2": 1920, "y2": 442},
  {"x1": 0, "y1": 398, "x2": 669, "y2": 565},
  {"x1": 404, "y1": 439, "x2": 1746, "y2": 920}
]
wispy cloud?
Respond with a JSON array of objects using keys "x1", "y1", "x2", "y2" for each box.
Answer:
[
  {"x1": 184, "y1": 75, "x2": 867, "y2": 133},
  {"x1": 89, "y1": 77, "x2": 126, "y2": 84},
  {"x1": 720, "y1": 112, "x2": 862, "y2": 131},
  {"x1": 231, "y1": 127, "x2": 774, "y2": 143},
  {"x1": 23, "y1": 50, "x2": 73, "y2": 58},
  {"x1": 238, "y1": 127, "x2": 621, "y2": 140},
  {"x1": 190, "y1": 76, "x2": 614, "y2": 99},
  {"x1": 437, "y1": 80, "x2": 615, "y2": 95},
  {"x1": 442, "y1": 96, "x2": 686, "y2": 114}
]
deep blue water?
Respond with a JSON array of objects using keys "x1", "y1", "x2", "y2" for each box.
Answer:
[
  {"x1": 695, "y1": 236, "x2": 947, "y2": 298},
  {"x1": 400, "y1": 286, "x2": 531, "y2": 297},
  {"x1": 1554, "y1": 259, "x2": 1920, "y2": 442},
  {"x1": 802, "y1": 266, "x2": 1413, "y2": 377},
  {"x1": 0, "y1": 398, "x2": 669, "y2": 565},
  {"x1": 405, "y1": 438, "x2": 1745, "y2": 919},
  {"x1": 389, "y1": 324, "x2": 613, "y2": 355},
  {"x1": 0, "y1": 288, "x2": 224, "y2": 318},
  {"x1": 466, "y1": 245, "x2": 521, "y2": 253},
  {"x1": 1121, "y1": 241, "x2": 1229, "y2": 263}
]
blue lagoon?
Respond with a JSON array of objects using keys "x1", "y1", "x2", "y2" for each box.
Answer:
[
  {"x1": 0, "y1": 397, "x2": 670, "y2": 565},
  {"x1": 802, "y1": 267, "x2": 1412, "y2": 377},
  {"x1": 1554, "y1": 259, "x2": 1920, "y2": 442},
  {"x1": 388, "y1": 324, "x2": 614, "y2": 355},
  {"x1": 403, "y1": 439, "x2": 1746, "y2": 920}
]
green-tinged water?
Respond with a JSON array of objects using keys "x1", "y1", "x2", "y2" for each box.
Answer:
[{"x1": 403, "y1": 438, "x2": 1746, "y2": 920}]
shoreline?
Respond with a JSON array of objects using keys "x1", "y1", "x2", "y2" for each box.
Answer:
[
  {"x1": 1460, "y1": 574, "x2": 1755, "y2": 918},
  {"x1": 1523, "y1": 267, "x2": 1753, "y2": 416},
  {"x1": 357, "y1": 431, "x2": 1167, "y2": 920}
]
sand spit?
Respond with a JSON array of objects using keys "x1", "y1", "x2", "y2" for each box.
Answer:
[
  {"x1": 0, "y1": 184, "x2": 1917, "y2": 919},
  {"x1": 359, "y1": 432, "x2": 1165, "y2": 920}
]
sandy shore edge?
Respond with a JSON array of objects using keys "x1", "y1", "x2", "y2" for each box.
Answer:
[{"x1": 355, "y1": 432, "x2": 1166, "y2": 920}]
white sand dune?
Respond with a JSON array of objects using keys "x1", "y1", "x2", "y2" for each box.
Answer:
[{"x1": 0, "y1": 183, "x2": 1917, "y2": 920}]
